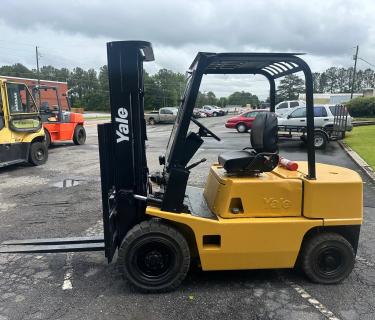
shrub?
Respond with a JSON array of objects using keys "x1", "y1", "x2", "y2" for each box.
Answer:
[{"x1": 346, "y1": 96, "x2": 375, "y2": 117}]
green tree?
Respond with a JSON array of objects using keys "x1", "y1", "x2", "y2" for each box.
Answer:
[
  {"x1": 206, "y1": 91, "x2": 217, "y2": 105},
  {"x1": 144, "y1": 71, "x2": 162, "y2": 110},
  {"x1": 98, "y1": 65, "x2": 110, "y2": 110},
  {"x1": 152, "y1": 69, "x2": 186, "y2": 109},
  {"x1": 312, "y1": 72, "x2": 321, "y2": 93},
  {"x1": 68, "y1": 67, "x2": 86, "y2": 101},
  {"x1": 227, "y1": 91, "x2": 259, "y2": 106},
  {"x1": 277, "y1": 75, "x2": 305, "y2": 101},
  {"x1": 218, "y1": 97, "x2": 227, "y2": 107},
  {"x1": 0, "y1": 63, "x2": 36, "y2": 78}
]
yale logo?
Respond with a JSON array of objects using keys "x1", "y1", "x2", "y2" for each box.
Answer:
[
  {"x1": 116, "y1": 107, "x2": 130, "y2": 143},
  {"x1": 264, "y1": 197, "x2": 291, "y2": 209}
]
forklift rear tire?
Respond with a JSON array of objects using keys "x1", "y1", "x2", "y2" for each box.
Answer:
[
  {"x1": 301, "y1": 233, "x2": 355, "y2": 284},
  {"x1": 29, "y1": 142, "x2": 48, "y2": 166},
  {"x1": 118, "y1": 219, "x2": 190, "y2": 293},
  {"x1": 44, "y1": 130, "x2": 51, "y2": 148},
  {"x1": 73, "y1": 125, "x2": 86, "y2": 145}
]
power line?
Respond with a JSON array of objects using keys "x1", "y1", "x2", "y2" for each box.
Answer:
[{"x1": 358, "y1": 57, "x2": 375, "y2": 68}]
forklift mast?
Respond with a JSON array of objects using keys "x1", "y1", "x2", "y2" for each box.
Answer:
[{"x1": 98, "y1": 41, "x2": 154, "y2": 261}]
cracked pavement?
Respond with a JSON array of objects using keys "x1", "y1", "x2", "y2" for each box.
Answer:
[{"x1": 0, "y1": 116, "x2": 374, "y2": 320}]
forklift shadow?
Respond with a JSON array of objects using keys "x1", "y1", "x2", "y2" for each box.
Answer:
[
  {"x1": 0, "y1": 162, "x2": 34, "y2": 173},
  {"x1": 178, "y1": 267, "x2": 309, "y2": 292},
  {"x1": 48, "y1": 143, "x2": 81, "y2": 149},
  {"x1": 182, "y1": 268, "x2": 285, "y2": 289}
]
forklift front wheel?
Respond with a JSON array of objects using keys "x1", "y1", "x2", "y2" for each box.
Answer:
[
  {"x1": 118, "y1": 220, "x2": 190, "y2": 293},
  {"x1": 29, "y1": 141, "x2": 48, "y2": 166},
  {"x1": 301, "y1": 233, "x2": 355, "y2": 284},
  {"x1": 73, "y1": 125, "x2": 86, "y2": 145}
]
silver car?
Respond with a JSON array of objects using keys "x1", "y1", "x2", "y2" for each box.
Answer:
[{"x1": 277, "y1": 105, "x2": 353, "y2": 131}]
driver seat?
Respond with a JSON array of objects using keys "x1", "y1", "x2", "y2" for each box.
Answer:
[{"x1": 218, "y1": 112, "x2": 279, "y2": 174}]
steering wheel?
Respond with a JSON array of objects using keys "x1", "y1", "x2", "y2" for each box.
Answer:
[{"x1": 190, "y1": 117, "x2": 221, "y2": 141}]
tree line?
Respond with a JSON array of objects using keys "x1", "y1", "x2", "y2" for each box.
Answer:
[
  {"x1": 0, "y1": 63, "x2": 261, "y2": 110},
  {"x1": 0, "y1": 63, "x2": 374, "y2": 110},
  {"x1": 277, "y1": 67, "x2": 375, "y2": 101}
]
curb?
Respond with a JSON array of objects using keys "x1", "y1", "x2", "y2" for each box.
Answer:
[
  {"x1": 338, "y1": 141, "x2": 375, "y2": 182},
  {"x1": 353, "y1": 120, "x2": 375, "y2": 127}
]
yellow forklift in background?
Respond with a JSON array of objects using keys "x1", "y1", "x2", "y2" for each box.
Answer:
[
  {"x1": 0, "y1": 41, "x2": 362, "y2": 293},
  {"x1": 0, "y1": 79, "x2": 48, "y2": 168}
]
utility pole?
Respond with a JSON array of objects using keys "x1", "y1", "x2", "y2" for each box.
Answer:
[
  {"x1": 35, "y1": 46, "x2": 41, "y2": 86},
  {"x1": 35, "y1": 46, "x2": 41, "y2": 107},
  {"x1": 350, "y1": 45, "x2": 359, "y2": 99}
]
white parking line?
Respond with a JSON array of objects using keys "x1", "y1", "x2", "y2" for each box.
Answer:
[
  {"x1": 62, "y1": 253, "x2": 74, "y2": 290},
  {"x1": 356, "y1": 255, "x2": 375, "y2": 268},
  {"x1": 285, "y1": 279, "x2": 341, "y2": 320},
  {"x1": 60, "y1": 221, "x2": 103, "y2": 291}
]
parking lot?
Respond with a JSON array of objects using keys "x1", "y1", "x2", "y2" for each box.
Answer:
[{"x1": 1, "y1": 115, "x2": 375, "y2": 320}]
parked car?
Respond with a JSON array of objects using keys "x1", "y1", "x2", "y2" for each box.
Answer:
[
  {"x1": 193, "y1": 108, "x2": 207, "y2": 118},
  {"x1": 144, "y1": 107, "x2": 178, "y2": 125},
  {"x1": 225, "y1": 109, "x2": 268, "y2": 133},
  {"x1": 275, "y1": 100, "x2": 306, "y2": 116},
  {"x1": 200, "y1": 105, "x2": 226, "y2": 117},
  {"x1": 277, "y1": 105, "x2": 353, "y2": 131},
  {"x1": 258, "y1": 102, "x2": 270, "y2": 110}
]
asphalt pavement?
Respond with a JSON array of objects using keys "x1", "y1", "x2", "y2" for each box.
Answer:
[{"x1": 0, "y1": 115, "x2": 374, "y2": 320}]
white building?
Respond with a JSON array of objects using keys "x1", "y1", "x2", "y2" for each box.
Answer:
[
  {"x1": 363, "y1": 88, "x2": 375, "y2": 97},
  {"x1": 298, "y1": 93, "x2": 362, "y2": 104}
]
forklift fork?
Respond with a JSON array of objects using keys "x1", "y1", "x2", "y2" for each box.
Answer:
[{"x1": 0, "y1": 236, "x2": 104, "y2": 254}]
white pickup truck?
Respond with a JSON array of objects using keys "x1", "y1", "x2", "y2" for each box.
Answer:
[{"x1": 144, "y1": 107, "x2": 178, "y2": 125}]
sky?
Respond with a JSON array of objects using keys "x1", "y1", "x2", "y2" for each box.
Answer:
[{"x1": 0, "y1": 0, "x2": 374, "y2": 99}]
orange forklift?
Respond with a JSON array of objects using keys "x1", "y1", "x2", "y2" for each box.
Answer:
[{"x1": 33, "y1": 85, "x2": 86, "y2": 147}]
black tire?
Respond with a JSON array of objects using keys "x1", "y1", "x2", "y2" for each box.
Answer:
[
  {"x1": 73, "y1": 125, "x2": 86, "y2": 145},
  {"x1": 314, "y1": 131, "x2": 327, "y2": 150},
  {"x1": 301, "y1": 233, "x2": 355, "y2": 284},
  {"x1": 236, "y1": 123, "x2": 248, "y2": 133},
  {"x1": 149, "y1": 118, "x2": 156, "y2": 125},
  {"x1": 44, "y1": 129, "x2": 51, "y2": 148},
  {"x1": 28, "y1": 141, "x2": 48, "y2": 166},
  {"x1": 118, "y1": 219, "x2": 190, "y2": 293},
  {"x1": 213, "y1": 112, "x2": 218, "y2": 117}
]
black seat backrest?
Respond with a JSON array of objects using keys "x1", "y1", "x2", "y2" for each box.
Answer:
[{"x1": 250, "y1": 112, "x2": 278, "y2": 153}]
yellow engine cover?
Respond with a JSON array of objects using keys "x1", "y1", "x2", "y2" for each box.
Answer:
[
  {"x1": 298, "y1": 162, "x2": 363, "y2": 222},
  {"x1": 204, "y1": 165, "x2": 302, "y2": 218}
]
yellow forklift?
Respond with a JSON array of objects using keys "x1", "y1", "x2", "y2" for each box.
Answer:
[
  {"x1": 0, "y1": 41, "x2": 362, "y2": 293},
  {"x1": 0, "y1": 79, "x2": 48, "y2": 168}
]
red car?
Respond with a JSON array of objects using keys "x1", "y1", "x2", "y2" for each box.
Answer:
[{"x1": 225, "y1": 109, "x2": 268, "y2": 133}]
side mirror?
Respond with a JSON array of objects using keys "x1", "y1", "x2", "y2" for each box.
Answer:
[{"x1": 287, "y1": 115, "x2": 291, "y2": 119}]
